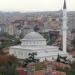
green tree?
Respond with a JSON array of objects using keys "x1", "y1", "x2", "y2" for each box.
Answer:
[
  {"x1": 28, "y1": 52, "x2": 38, "y2": 62},
  {"x1": 0, "y1": 33, "x2": 20, "y2": 54},
  {"x1": 23, "y1": 52, "x2": 39, "y2": 67},
  {"x1": 71, "y1": 38, "x2": 75, "y2": 49},
  {"x1": 0, "y1": 55, "x2": 19, "y2": 75}
]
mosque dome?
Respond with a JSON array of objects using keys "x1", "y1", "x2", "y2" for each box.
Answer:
[
  {"x1": 23, "y1": 32, "x2": 45, "y2": 40},
  {"x1": 21, "y1": 31, "x2": 47, "y2": 47}
]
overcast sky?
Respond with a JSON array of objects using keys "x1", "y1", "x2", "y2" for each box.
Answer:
[{"x1": 0, "y1": 0, "x2": 74, "y2": 12}]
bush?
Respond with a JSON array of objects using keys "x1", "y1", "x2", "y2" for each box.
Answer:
[
  {"x1": 56, "y1": 66, "x2": 65, "y2": 72},
  {"x1": 71, "y1": 38, "x2": 75, "y2": 49}
]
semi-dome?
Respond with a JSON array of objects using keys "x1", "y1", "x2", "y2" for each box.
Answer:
[{"x1": 22, "y1": 31, "x2": 46, "y2": 40}]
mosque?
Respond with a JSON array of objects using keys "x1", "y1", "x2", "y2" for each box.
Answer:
[
  {"x1": 10, "y1": 31, "x2": 66, "y2": 61},
  {"x1": 9, "y1": 0, "x2": 70, "y2": 61}
]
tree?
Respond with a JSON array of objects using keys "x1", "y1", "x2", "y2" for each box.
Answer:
[
  {"x1": 23, "y1": 52, "x2": 39, "y2": 67},
  {"x1": 28, "y1": 52, "x2": 38, "y2": 62},
  {"x1": 71, "y1": 38, "x2": 75, "y2": 49},
  {"x1": 57, "y1": 54, "x2": 60, "y2": 62},
  {"x1": 66, "y1": 62, "x2": 75, "y2": 75},
  {"x1": 0, "y1": 55, "x2": 19, "y2": 75},
  {"x1": 0, "y1": 32, "x2": 20, "y2": 54}
]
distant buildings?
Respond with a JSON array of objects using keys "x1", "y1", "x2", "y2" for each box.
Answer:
[
  {"x1": 0, "y1": 11, "x2": 74, "y2": 44},
  {"x1": 6, "y1": 15, "x2": 61, "y2": 38},
  {"x1": 0, "y1": 24, "x2": 5, "y2": 34}
]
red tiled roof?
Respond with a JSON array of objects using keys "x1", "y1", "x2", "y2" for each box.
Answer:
[
  {"x1": 17, "y1": 68, "x2": 28, "y2": 75},
  {"x1": 27, "y1": 63, "x2": 35, "y2": 67},
  {"x1": 34, "y1": 70, "x2": 66, "y2": 75},
  {"x1": 70, "y1": 50, "x2": 75, "y2": 56},
  {"x1": 50, "y1": 61, "x2": 70, "y2": 69},
  {"x1": 34, "y1": 70, "x2": 45, "y2": 75},
  {"x1": 2, "y1": 48, "x2": 9, "y2": 53},
  {"x1": 52, "y1": 71, "x2": 66, "y2": 75}
]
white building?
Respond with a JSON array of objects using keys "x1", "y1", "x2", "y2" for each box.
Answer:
[{"x1": 9, "y1": 31, "x2": 66, "y2": 61}]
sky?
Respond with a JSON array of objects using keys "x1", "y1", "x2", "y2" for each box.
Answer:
[{"x1": 0, "y1": 0, "x2": 74, "y2": 12}]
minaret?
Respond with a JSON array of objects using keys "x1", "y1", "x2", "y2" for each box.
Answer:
[{"x1": 62, "y1": 0, "x2": 68, "y2": 54}]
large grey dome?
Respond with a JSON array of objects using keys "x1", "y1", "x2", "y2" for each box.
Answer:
[
  {"x1": 23, "y1": 32, "x2": 46, "y2": 40},
  {"x1": 21, "y1": 31, "x2": 47, "y2": 47}
]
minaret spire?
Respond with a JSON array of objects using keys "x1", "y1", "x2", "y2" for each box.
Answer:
[
  {"x1": 63, "y1": 0, "x2": 66, "y2": 9},
  {"x1": 62, "y1": 0, "x2": 68, "y2": 54}
]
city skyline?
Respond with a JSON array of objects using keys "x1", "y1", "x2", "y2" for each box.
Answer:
[{"x1": 0, "y1": 0, "x2": 74, "y2": 12}]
